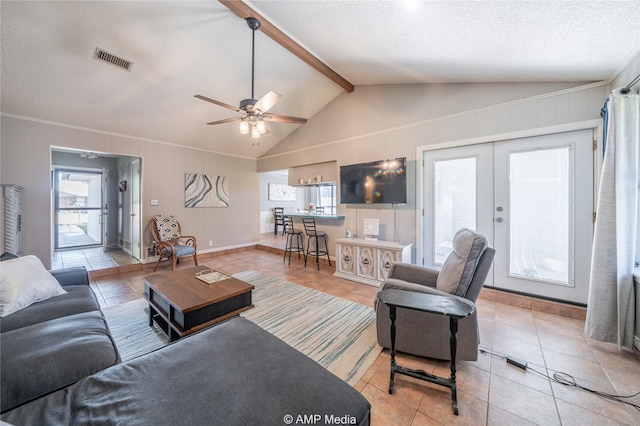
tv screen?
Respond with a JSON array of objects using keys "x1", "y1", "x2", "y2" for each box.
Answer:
[{"x1": 340, "y1": 157, "x2": 407, "y2": 204}]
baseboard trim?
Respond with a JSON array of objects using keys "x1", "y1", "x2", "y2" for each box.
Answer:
[{"x1": 479, "y1": 287, "x2": 587, "y2": 321}]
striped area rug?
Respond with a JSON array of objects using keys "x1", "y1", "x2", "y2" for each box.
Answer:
[
  {"x1": 236, "y1": 270, "x2": 382, "y2": 385},
  {"x1": 102, "y1": 270, "x2": 382, "y2": 385},
  {"x1": 102, "y1": 298, "x2": 168, "y2": 361}
]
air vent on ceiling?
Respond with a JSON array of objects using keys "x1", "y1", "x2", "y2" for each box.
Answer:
[{"x1": 93, "y1": 47, "x2": 133, "y2": 71}]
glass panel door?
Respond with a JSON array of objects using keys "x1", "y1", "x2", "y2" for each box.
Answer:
[
  {"x1": 422, "y1": 144, "x2": 493, "y2": 271},
  {"x1": 434, "y1": 157, "x2": 477, "y2": 264},
  {"x1": 493, "y1": 130, "x2": 593, "y2": 303},
  {"x1": 55, "y1": 169, "x2": 103, "y2": 249},
  {"x1": 422, "y1": 129, "x2": 593, "y2": 304},
  {"x1": 508, "y1": 147, "x2": 570, "y2": 284}
]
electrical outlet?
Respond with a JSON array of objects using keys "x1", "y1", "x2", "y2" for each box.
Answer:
[{"x1": 209, "y1": 241, "x2": 213, "y2": 247}]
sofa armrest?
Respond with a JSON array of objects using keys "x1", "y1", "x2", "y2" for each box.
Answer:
[
  {"x1": 388, "y1": 262, "x2": 439, "y2": 288},
  {"x1": 49, "y1": 266, "x2": 90, "y2": 287}
]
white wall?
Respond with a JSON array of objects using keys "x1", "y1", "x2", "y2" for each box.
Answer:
[
  {"x1": 257, "y1": 81, "x2": 610, "y2": 260},
  {"x1": 0, "y1": 117, "x2": 260, "y2": 268}
]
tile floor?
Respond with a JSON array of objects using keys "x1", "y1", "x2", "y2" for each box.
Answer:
[
  {"x1": 52, "y1": 246, "x2": 139, "y2": 271},
  {"x1": 60, "y1": 235, "x2": 640, "y2": 425}
]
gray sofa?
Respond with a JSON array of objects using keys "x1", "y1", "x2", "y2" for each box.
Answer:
[
  {"x1": 0, "y1": 266, "x2": 119, "y2": 414},
  {"x1": 1, "y1": 264, "x2": 370, "y2": 425}
]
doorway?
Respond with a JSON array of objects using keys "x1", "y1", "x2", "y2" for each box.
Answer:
[
  {"x1": 51, "y1": 149, "x2": 142, "y2": 271},
  {"x1": 54, "y1": 168, "x2": 105, "y2": 249},
  {"x1": 422, "y1": 129, "x2": 594, "y2": 304}
]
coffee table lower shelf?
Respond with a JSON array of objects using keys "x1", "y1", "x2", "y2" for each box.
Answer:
[{"x1": 148, "y1": 299, "x2": 254, "y2": 342}]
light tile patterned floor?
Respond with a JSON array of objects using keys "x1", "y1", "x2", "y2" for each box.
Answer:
[{"x1": 58, "y1": 235, "x2": 640, "y2": 425}]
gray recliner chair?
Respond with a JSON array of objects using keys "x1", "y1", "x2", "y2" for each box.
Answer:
[{"x1": 375, "y1": 228, "x2": 495, "y2": 361}]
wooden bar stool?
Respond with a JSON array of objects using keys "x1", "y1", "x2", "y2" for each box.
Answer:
[
  {"x1": 283, "y1": 216, "x2": 305, "y2": 265},
  {"x1": 301, "y1": 217, "x2": 331, "y2": 270}
]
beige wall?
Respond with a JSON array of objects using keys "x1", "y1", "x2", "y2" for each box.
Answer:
[
  {"x1": 0, "y1": 116, "x2": 260, "y2": 268},
  {"x1": 257, "y1": 81, "x2": 611, "y2": 260},
  {"x1": 4, "y1": 67, "x2": 638, "y2": 268}
]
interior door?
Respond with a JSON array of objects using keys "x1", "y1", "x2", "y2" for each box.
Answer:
[
  {"x1": 101, "y1": 168, "x2": 109, "y2": 250},
  {"x1": 423, "y1": 129, "x2": 594, "y2": 304},
  {"x1": 130, "y1": 159, "x2": 141, "y2": 260},
  {"x1": 493, "y1": 130, "x2": 593, "y2": 304}
]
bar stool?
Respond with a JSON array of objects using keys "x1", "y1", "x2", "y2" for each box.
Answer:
[
  {"x1": 301, "y1": 217, "x2": 331, "y2": 270},
  {"x1": 273, "y1": 207, "x2": 285, "y2": 235},
  {"x1": 283, "y1": 216, "x2": 305, "y2": 265}
]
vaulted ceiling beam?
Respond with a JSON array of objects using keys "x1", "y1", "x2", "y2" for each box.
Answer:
[{"x1": 219, "y1": 0, "x2": 355, "y2": 93}]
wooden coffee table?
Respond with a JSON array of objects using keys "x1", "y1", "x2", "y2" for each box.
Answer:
[{"x1": 143, "y1": 265, "x2": 254, "y2": 342}]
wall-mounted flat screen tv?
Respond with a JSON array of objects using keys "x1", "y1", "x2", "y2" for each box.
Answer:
[{"x1": 340, "y1": 157, "x2": 407, "y2": 204}]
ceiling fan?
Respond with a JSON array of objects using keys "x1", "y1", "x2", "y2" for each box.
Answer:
[{"x1": 195, "y1": 17, "x2": 307, "y2": 140}]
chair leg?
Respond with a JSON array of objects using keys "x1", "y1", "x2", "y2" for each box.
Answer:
[
  {"x1": 193, "y1": 252, "x2": 199, "y2": 266},
  {"x1": 153, "y1": 258, "x2": 162, "y2": 272},
  {"x1": 315, "y1": 235, "x2": 320, "y2": 270},
  {"x1": 304, "y1": 236, "x2": 310, "y2": 267},
  {"x1": 322, "y1": 235, "x2": 331, "y2": 266},
  {"x1": 283, "y1": 234, "x2": 289, "y2": 262},
  {"x1": 171, "y1": 255, "x2": 177, "y2": 271},
  {"x1": 297, "y1": 234, "x2": 304, "y2": 260},
  {"x1": 284, "y1": 233, "x2": 293, "y2": 265}
]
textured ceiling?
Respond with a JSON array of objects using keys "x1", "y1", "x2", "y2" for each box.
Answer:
[
  {"x1": 1, "y1": 1, "x2": 639, "y2": 160},
  {"x1": 249, "y1": 0, "x2": 640, "y2": 84}
]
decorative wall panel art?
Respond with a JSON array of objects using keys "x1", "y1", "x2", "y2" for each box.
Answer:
[
  {"x1": 185, "y1": 173, "x2": 229, "y2": 208},
  {"x1": 268, "y1": 183, "x2": 297, "y2": 201}
]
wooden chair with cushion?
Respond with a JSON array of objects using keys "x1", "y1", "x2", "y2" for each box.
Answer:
[{"x1": 149, "y1": 214, "x2": 198, "y2": 271}]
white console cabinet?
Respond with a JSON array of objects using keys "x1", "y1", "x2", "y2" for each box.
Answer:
[{"x1": 334, "y1": 238, "x2": 412, "y2": 286}]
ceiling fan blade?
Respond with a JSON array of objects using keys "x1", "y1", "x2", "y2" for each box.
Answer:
[
  {"x1": 206, "y1": 117, "x2": 242, "y2": 126},
  {"x1": 264, "y1": 114, "x2": 308, "y2": 125},
  {"x1": 254, "y1": 91, "x2": 281, "y2": 113},
  {"x1": 194, "y1": 95, "x2": 241, "y2": 112}
]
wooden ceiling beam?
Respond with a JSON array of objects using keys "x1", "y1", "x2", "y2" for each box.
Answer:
[{"x1": 219, "y1": 0, "x2": 354, "y2": 93}]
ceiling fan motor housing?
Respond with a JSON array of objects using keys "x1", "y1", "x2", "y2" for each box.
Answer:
[{"x1": 240, "y1": 98, "x2": 258, "y2": 112}]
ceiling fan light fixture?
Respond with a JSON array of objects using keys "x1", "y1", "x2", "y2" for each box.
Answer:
[
  {"x1": 239, "y1": 119, "x2": 249, "y2": 134},
  {"x1": 256, "y1": 119, "x2": 266, "y2": 134},
  {"x1": 195, "y1": 16, "x2": 307, "y2": 144}
]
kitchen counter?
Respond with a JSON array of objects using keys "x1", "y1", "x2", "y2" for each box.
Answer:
[{"x1": 284, "y1": 212, "x2": 344, "y2": 220}]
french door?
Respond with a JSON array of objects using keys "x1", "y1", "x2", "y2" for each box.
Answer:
[{"x1": 423, "y1": 129, "x2": 594, "y2": 304}]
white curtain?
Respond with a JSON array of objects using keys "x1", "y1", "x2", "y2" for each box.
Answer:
[{"x1": 585, "y1": 89, "x2": 639, "y2": 350}]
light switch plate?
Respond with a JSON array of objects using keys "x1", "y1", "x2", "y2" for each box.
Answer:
[{"x1": 150, "y1": 199, "x2": 158, "y2": 206}]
